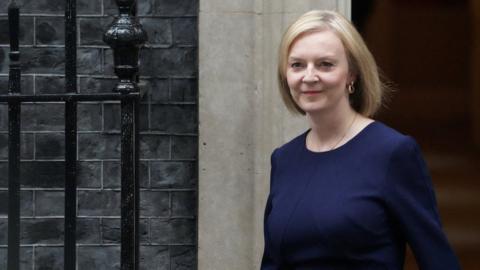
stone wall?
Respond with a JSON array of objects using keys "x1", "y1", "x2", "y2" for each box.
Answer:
[
  {"x1": 0, "y1": 0, "x2": 198, "y2": 269},
  {"x1": 198, "y1": 1, "x2": 350, "y2": 269}
]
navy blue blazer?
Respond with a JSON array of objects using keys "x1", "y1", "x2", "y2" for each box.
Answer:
[{"x1": 261, "y1": 122, "x2": 460, "y2": 270}]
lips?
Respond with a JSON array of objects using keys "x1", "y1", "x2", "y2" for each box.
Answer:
[{"x1": 301, "y1": 90, "x2": 322, "y2": 95}]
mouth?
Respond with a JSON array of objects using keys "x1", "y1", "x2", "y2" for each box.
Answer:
[{"x1": 301, "y1": 90, "x2": 322, "y2": 95}]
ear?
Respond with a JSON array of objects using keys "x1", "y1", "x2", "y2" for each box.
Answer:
[{"x1": 347, "y1": 71, "x2": 357, "y2": 85}]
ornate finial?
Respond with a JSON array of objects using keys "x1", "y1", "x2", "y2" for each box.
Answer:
[{"x1": 103, "y1": 0, "x2": 147, "y2": 93}]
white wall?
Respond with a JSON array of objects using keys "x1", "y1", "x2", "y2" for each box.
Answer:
[{"x1": 198, "y1": 1, "x2": 351, "y2": 269}]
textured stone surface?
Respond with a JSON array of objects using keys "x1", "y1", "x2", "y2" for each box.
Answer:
[
  {"x1": 172, "y1": 136, "x2": 197, "y2": 159},
  {"x1": 0, "y1": 190, "x2": 34, "y2": 216},
  {"x1": 78, "y1": 161, "x2": 102, "y2": 188},
  {"x1": 0, "y1": 2, "x2": 7, "y2": 13},
  {"x1": 20, "y1": 218, "x2": 64, "y2": 244},
  {"x1": 78, "y1": 103, "x2": 103, "y2": 131},
  {"x1": 0, "y1": 247, "x2": 33, "y2": 270},
  {"x1": 35, "y1": 132, "x2": 65, "y2": 159},
  {"x1": 0, "y1": 16, "x2": 34, "y2": 46},
  {"x1": 35, "y1": 191, "x2": 64, "y2": 216},
  {"x1": 78, "y1": 133, "x2": 120, "y2": 159},
  {"x1": 0, "y1": 218, "x2": 6, "y2": 244},
  {"x1": 140, "y1": 135, "x2": 170, "y2": 159},
  {"x1": 155, "y1": 0, "x2": 198, "y2": 16},
  {"x1": 146, "y1": 78, "x2": 169, "y2": 103},
  {"x1": 198, "y1": 1, "x2": 349, "y2": 269},
  {"x1": 141, "y1": 48, "x2": 197, "y2": 76},
  {"x1": 78, "y1": 190, "x2": 121, "y2": 216},
  {"x1": 36, "y1": 17, "x2": 64, "y2": 45},
  {"x1": 140, "y1": 245, "x2": 170, "y2": 270},
  {"x1": 77, "y1": 48, "x2": 103, "y2": 75},
  {"x1": 171, "y1": 79, "x2": 197, "y2": 102},
  {"x1": 3, "y1": 0, "x2": 101, "y2": 15},
  {"x1": 19, "y1": 161, "x2": 65, "y2": 188},
  {"x1": 0, "y1": 133, "x2": 34, "y2": 160},
  {"x1": 79, "y1": 17, "x2": 111, "y2": 46},
  {"x1": 21, "y1": 103, "x2": 64, "y2": 131},
  {"x1": 171, "y1": 246, "x2": 196, "y2": 270},
  {"x1": 150, "y1": 161, "x2": 196, "y2": 188},
  {"x1": 0, "y1": 75, "x2": 34, "y2": 95},
  {"x1": 140, "y1": 191, "x2": 170, "y2": 217},
  {"x1": 151, "y1": 105, "x2": 197, "y2": 133},
  {"x1": 101, "y1": 218, "x2": 149, "y2": 243},
  {"x1": 103, "y1": 160, "x2": 149, "y2": 188},
  {"x1": 151, "y1": 218, "x2": 195, "y2": 245},
  {"x1": 140, "y1": 18, "x2": 172, "y2": 46},
  {"x1": 0, "y1": 105, "x2": 7, "y2": 131},
  {"x1": 35, "y1": 76, "x2": 66, "y2": 94},
  {"x1": 35, "y1": 246, "x2": 63, "y2": 270},
  {"x1": 79, "y1": 77, "x2": 117, "y2": 94},
  {"x1": 77, "y1": 246, "x2": 120, "y2": 270},
  {"x1": 172, "y1": 18, "x2": 198, "y2": 45},
  {"x1": 0, "y1": 48, "x2": 6, "y2": 73},
  {"x1": 1, "y1": 1, "x2": 198, "y2": 268},
  {"x1": 77, "y1": 218, "x2": 102, "y2": 244},
  {"x1": 104, "y1": 0, "x2": 155, "y2": 16},
  {"x1": 76, "y1": 0, "x2": 102, "y2": 14},
  {"x1": 21, "y1": 47, "x2": 65, "y2": 74},
  {"x1": 172, "y1": 191, "x2": 196, "y2": 216},
  {"x1": 103, "y1": 103, "x2": 149, "y2": 132}
]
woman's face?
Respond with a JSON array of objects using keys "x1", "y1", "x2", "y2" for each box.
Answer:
[{"x1": 286, "y1": 29, "x2": 353, "y2": 115}]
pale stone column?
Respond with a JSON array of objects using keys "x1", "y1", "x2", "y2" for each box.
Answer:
[{"x1": 198, "y1": 1, "x2": 351, "y2": 270}]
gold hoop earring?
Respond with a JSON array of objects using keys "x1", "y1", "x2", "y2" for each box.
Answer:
[{"x1": 347, "y1": 82, "x2": 355, "y2": 94}]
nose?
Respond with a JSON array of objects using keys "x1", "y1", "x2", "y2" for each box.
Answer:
[{"x1": 302, "y1": 65, "x2": 319, "y2": 83}]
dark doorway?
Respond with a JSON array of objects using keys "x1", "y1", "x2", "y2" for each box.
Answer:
[{"x1": 353, "y1": 1, "x2": 479, "y2": 269}]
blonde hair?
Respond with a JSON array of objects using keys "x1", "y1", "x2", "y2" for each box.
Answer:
[{"x1": 278, "y1": 10, "x2": 385, "y2": 116}]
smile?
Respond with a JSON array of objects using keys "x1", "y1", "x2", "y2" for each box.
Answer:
[{"x1": 301, "y1": 90, "x2": 322, "y2": 95}]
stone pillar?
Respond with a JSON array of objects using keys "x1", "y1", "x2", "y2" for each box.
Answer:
[{"x1": 198, "y1": 1, "x2": 351, "y2": 269}]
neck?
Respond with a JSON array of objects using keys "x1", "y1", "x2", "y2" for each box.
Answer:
[{"x1": 306, "y1": 104, "x2": 357, "y2": 151}]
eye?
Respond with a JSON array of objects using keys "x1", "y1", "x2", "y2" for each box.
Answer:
[
  {"x1": 290, "y1": 62, "x2": 304, "y2": 69},
  {"x1": 318, "y1": 61, "x2": 334, "y2": 68}
]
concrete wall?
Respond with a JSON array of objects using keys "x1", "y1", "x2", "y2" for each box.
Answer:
[
  {"x1": 198, "y1": 1, "x2": 351, "y2": 270},
  {"x1": 0, "y1": 0, "x2": 198, "y2": 269}
]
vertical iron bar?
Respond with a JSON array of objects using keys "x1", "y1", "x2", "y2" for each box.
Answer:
[
  {"x1": 120, "y1": 99, "x2": 138, "y2": 270},
  {"x1": 103, "y1": 1, "x2": 146, "y2": 269},
  {"x1": 7, "y1": 2, "x2": 21, "y2": 270},
  {"x1": 134, "y1": 97, "x2": 140, "y2": 270},
  {"x1": 64, "y1": 0, "x2": 77, "y2": 269}
]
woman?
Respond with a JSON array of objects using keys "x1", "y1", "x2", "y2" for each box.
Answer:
[{"x1": 261, "y1": 10, "x2": 461, "y2": 269}]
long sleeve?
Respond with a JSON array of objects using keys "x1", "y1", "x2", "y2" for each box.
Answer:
[
  {"x1": 384, "y1": 136, "x2": 461, "y2": 270},
  {"x1": 261, "y1": 149, "x2": 284, "y2": 270},
  {"x1": 261, "y1": 194, "x2": 279, "y2": 270}
]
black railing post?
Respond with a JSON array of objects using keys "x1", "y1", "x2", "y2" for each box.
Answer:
[
  {"x1": 103, "y1": 1, "x2": 146, "y2": 269},
  {"x1": 64, "y1": 0, "x2": 78, "y2": 269},
  {"x1": 7, "y1": 1, "x2": 21, "y2": 270}
]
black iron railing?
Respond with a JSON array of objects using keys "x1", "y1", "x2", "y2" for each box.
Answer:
[{"x1": 1, "y1": 0, "x2": 147, "y2": 269}]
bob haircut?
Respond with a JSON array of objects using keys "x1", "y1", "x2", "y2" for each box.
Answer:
[{"x1": 278, "y1": 10, "x2": 385, "y2": 116}]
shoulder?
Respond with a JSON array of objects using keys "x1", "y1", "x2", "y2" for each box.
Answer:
[
  {"x1": 344, "y1": 121, "x2": 422, "y2": 170},
  {"x1": 373, "y1": 123, "x2": 429, "y2": 183},
  {"x1": 271, "y1": 130, "x2": 308, "y2": 160},
  {"x1": 363, "y1": 121, "x2": 418, "y2": 153}
]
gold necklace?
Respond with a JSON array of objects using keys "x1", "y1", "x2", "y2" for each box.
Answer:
[{"x1": 329, "y1": 113, "x2": 357, "y2": 150}]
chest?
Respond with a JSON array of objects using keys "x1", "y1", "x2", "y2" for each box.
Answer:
[{"x1": 268, "y1": 162, "x2": 393, "y2": 257}]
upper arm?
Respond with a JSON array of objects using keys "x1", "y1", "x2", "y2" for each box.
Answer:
[{"x1": 383, "y1": 137, "x2": 460, "y2": 269}]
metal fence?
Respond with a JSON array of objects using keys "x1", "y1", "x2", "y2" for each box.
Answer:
[{"x1": 0, "y1": 0, "x2": 147, "y2": 269}]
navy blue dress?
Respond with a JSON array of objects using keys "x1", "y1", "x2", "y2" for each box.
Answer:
[{"x1": 261, "y1": 122, "x2": 460, "y2": 270}]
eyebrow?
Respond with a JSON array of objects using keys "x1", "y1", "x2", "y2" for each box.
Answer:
[
  {"x1": 287, "y1": 56, "x2": 337, "y2": 62},
  {"x1": 288, "y1": 57, "x2": 303, "y2": 62}
]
